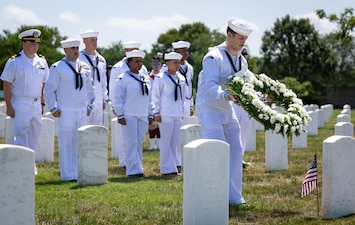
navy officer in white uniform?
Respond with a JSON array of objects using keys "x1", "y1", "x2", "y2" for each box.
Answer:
[
  {"x1": 1, "y1": 28, "x2": 49, "y2": 175},
  {"x1": 79, "y1": 29, "x2": 108, "y2": 125},
  {"x1": 114, "y1": 50, "x2": 153, "y2": 177},
  {"x1": 44, "y1": 39, "x2": 95, "y2": 181},
  {"x1": 196, "y1": 17, "x2": 253, "y2": 205}
]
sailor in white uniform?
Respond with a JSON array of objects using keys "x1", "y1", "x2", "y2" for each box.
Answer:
[
  {"x1": 114, "y1": 50, "x2": 153, "y2": 177},
  {"x1": 44, "y1": 39, "x2": 95, "y2": 181},
  {"x1": 152, "y1": 52, "x2": 186, "y2": 175},
  {"x1": 79, "y1": 29, "x2": 108, "y2": 125},
  {"x1": 109, "y1": 41, "x2": 148, "y2": 168},
  {"x1": 1, "y1": 28, "x2": 49, "y2": 175},
  {"x1": 196, "y1": 17, "x2": 253, "y2": 205},
  {"x1": 171, "y1": 41, "x2": 194, "y2": 126}
]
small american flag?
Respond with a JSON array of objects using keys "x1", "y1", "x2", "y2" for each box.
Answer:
[{"x1": 301, "y1": 154, "x2": 317, "y2": 198}]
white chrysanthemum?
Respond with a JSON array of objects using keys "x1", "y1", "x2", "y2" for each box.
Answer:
[{"x1": 274, "y1": 123, "x2": 281, "y2": 133}]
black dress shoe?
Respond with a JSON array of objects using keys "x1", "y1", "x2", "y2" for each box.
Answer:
[
  {"x1": 127, "y1": 173, "x2": 144, "y2": 178},
  {"x1": 242, "y1": 161, "x2": 251, "y2": 169},
  {"x1": 162, "y1": 172, "x2": 178, "y2": 176}
]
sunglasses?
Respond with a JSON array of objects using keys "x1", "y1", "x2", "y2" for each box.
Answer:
[{"x1": 152, "y1": 62, "x2": 161, "y2": 66}]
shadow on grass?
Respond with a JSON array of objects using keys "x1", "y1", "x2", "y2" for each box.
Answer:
[
  {"x1": 108, "y1": 174, "x2": 182, "y2": 183},
  {"x1": 229, "y1": 204, "x2": 304, "y2": 223}
]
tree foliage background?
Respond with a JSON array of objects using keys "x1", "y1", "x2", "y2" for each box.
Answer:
[{"x1": 0, "y1": 8, "x2": 354, "y2": 104}]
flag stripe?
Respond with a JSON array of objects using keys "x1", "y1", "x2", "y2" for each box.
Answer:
[{"x1": 301, "y1": 154, "x2": 317, "y2": 198}]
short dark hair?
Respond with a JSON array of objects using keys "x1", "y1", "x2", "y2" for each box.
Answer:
[
  {"x1": 227, "y1": 26, "x2": 236, "y2": 34},
  {"x1": 152, "y1": 55, "x2": 161, "y2": 60}
]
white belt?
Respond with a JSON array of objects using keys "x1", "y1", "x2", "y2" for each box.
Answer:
[{"x1": 13, "y1": 96, "x2": 39, "y2": 102}]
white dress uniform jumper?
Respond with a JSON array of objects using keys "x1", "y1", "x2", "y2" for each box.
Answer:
[
  {"x1": 109, "y1": 57, "x2": 148, "y2": 168},
  {"x1": 114, "y1": 69, "x2": 153, "y2": 176},
  {"x1": 44, "y1": 57, "x2": 95, "y2": 181},
  {"x1": 196, "y1": 44, "x2": 248, "y2": 204},
  {"x1": 79, "y1": 50, "x2": 108, "y2": 125},
  {"x1": 152, "y1": 70, "x2": 186, "y2": 175}
]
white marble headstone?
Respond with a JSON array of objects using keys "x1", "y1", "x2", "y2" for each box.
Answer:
[
  {"x1": 245, "y1": 117, "x2": 256, "y2": 152},
  {"x1": 322, "y1": 135, "x2": 355, "y2": 219},
  {"x1": 78, "y1": 125, "x2": 108, "y2": 186},
  {"x1": 188, "y1": 115, "x2": 200, "y2": 124},
  {"x1": 183, "y1": 139, "x2": 229, "y2": 225},
  {"x1": 307, "y1": 111, "x2": 318, "y2": 136},
  {"x1": 292, "y1": 129, "x2": 307, "y2": 149},
  {"x1": 316, "y1": 109, "x2": 325, "y2": 128},
  {"x1": 265, "y1": 130, "x2": 288, "y2": 171},
  {"x1": 180, "y1": 124, "x2": 202, "y2": 174},
  {"x1": 334, "y1": 122, "x2": 354, "y2": 137},
  {"x1": 5, "y1": 116, "x2": 14, "y2": 144},
  {"x1": 0, "y1": 112, "x2": 5, "y2": 138},
  {"x1": 43, "y1": 111, "x2": 58, "y2": 137},
  {"x1": 0, "y1": 144, "x2": 35, "y2": 225},
  {"x1": 110, "y1": 118, "x2": 119, "y2": 159},
  {"x1": 0, "y1": 102, "x2": 6, "y2": 114},
  {"x1": 35, "y1": 117, "x2": 55, "y2": 162},
  {"x1": 337, "y1": 114, "x2": 351, "y2": 123}
]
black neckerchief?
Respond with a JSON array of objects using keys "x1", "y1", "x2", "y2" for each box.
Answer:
[
  {"x1": 223, "y1": 49, "x2": 241, "y2": 73},
  {"x1": 179, "y1": 66, "x2": 189, "y2": 86},
  {"x1": 65, "y1": 60, "x2": 83, "y2": 90},
  {"x1": 83, "y1": 53, "x2": 100, "y2": 82},
  {"x1": 128, "y1": 72, "x2": 149, "y2": 95},
  {"x1": 165, "y1": 71, "x2": 182, "y2": 101}
]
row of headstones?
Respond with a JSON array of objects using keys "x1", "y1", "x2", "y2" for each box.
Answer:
[
  {"x1": 1, "y1": 103, "x2": 352, "y2": 224},
  {"x1": 183, "y1": 135, "x2": 355, "y2": 223},
  {"x1": 182, "y1": 104, "x2": 355, "y2": 223},
  {"x1": 0, "y1": 125, "x2": 108, "y2": 225},
  {"x1": 0, "y1": 101, "x2": 199, "y2": 162}
]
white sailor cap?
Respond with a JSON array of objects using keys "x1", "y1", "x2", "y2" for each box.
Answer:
[
  {"x1": 18, "y1": 29, "x2": 41, "y2": 42},
  {"x1": 164, "y1": 52, "x2": 182, "y2": 60},
  {"x1": 123, "y1": 41, "x2": 141, "y2": 49},
  {"x1": 80, "y1": 29, "x2": 99, "y2": 38},
  {"x1": 228, "y1": 17, "x2": 253, "y2": 36},
  {"x1": 61, "y1": 39, "x2": 81, "y2": 48},
  {"x1": 172, "y1": 41, "x2": 190, "y2": 49},
  {"x1": 126, "y1": 50, "x2": 146, "y2": 58}
]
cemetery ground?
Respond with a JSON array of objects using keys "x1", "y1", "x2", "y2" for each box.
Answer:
[{"x1": 2, "y1": 109, "x2": 355, "y2": 224}]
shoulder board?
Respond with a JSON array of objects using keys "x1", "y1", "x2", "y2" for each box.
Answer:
[
  {"x1": 11, "y1": 53, "x2": 21, "y2": 59},
  {"x1": 38, "y1": 54, "x2": 45, "y2": 59}
]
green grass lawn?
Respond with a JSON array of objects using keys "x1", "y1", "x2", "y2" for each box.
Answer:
[{"x1": 2, "y1": 108, "x2": 355, "y2": 224}]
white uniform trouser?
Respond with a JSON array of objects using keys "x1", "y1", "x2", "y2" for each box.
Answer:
[
  {"x1": 12, "y1": 97, "x2": 42, "y2": 175},
  {"x1": 88, "y1": 102, "x2": 104, "y2": 125},
  {"x1": 122, "y1": 116, "x2": 147, "y2": 176},
  {"x1": 233, "y1": 105, "x2": 249, "y2": 155},
  {"x1": 58, "y1": 109, "x2": 87, "y2": 181},
  {"x1": 199, "y1": 113, "x2": 245, "y2": 204},
  {"x1": 12, "y1": 97, "x2": 42, "y2": 150},
  {"x1": 158, "y1": 116, "x2": 181, "y2": 174},
  {"x1": 116, "y1": 123, "x2": 126, "y2": 167}
]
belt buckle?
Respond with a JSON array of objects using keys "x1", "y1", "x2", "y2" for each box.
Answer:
[{"x1": 33, "y1": 98, "x2": 38, "y2": 101}]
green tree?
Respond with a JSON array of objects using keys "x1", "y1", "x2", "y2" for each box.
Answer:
[
  {"x1": 98, "y1": 41, "x2": 125, "y2": 67},
  {"x1": 150, "y1": 22, "x2": 225, "y2": 92},
  {"x1": 260, "y1": 15, "x2": 337, "y2": 103},
  {"x1": 316, "y1": 8, "x2": 355, "y2": 91}
]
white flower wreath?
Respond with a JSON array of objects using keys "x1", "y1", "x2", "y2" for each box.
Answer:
[{"x1": 226, "y1": 70, "x2": 311, "y2": 137}]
